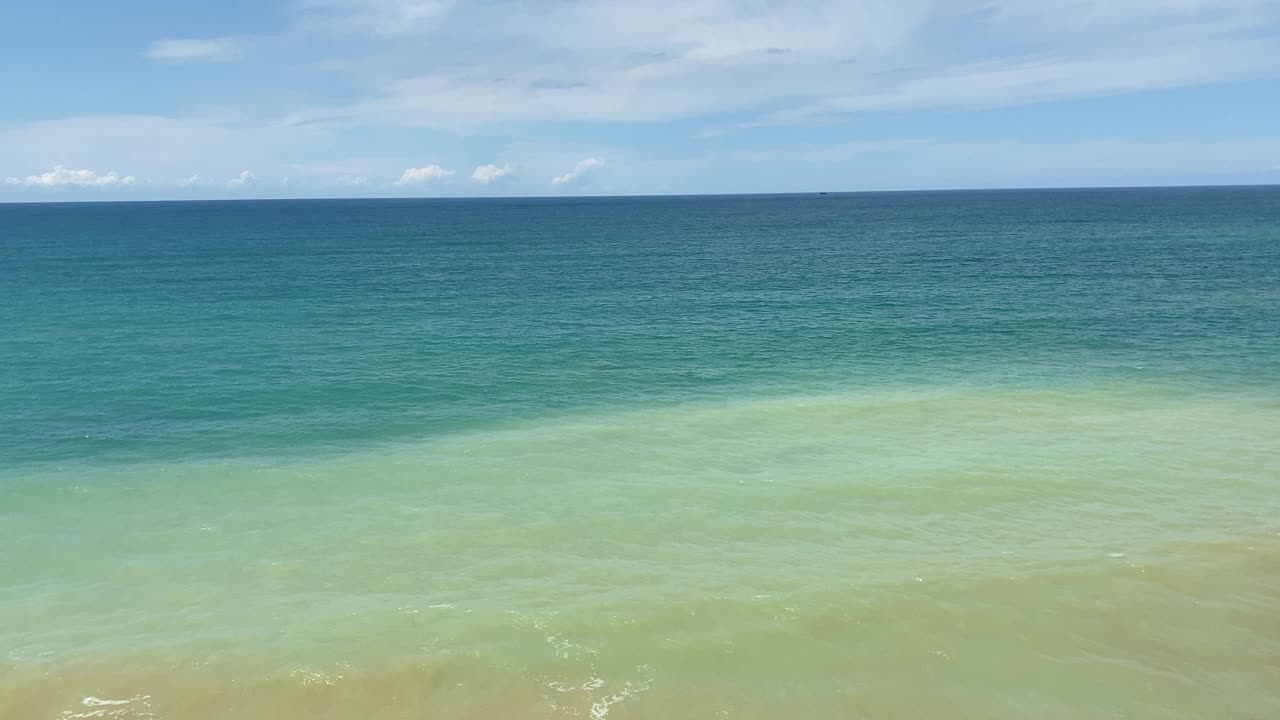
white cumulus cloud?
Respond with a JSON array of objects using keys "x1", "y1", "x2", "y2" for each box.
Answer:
[
  {"x1": 146, "y1": 38, "x2": 240, "y2": 62},
  {"x1": 4, "y1": 165, "x2": 136, "y2": 188},
  {"x1": 227, "y1": 170, "x2": 256, "y2": 188},
  {"x1": 551, "y1": 157, "x2": 604, "y2": 185},
  {"x1": 471, "y1": 163, "x2": 513, "y2": 183},
  {"x1": 394, "y1": 164, "x2": 454, "y2": 185}
]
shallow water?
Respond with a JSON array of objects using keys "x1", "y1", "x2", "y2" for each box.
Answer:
[{"x1": 2, "y1": 189, "x2": 1278, "y2": 718}]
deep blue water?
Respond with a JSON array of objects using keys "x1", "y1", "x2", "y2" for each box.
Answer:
[{"x1": 3, "y1": 188, "x2": 1278, "y2": 466}]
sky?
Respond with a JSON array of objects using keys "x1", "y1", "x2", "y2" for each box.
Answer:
[{"x1": 2, "y1": 0, "x2": 1279, "y2": 200}]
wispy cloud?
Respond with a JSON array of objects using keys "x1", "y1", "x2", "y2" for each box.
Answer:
[
  {"x1": 471, "y1": 163, "x2": 512, "y2": 184},
  {"x1": 273, "y1": 0, "x2": 1280, "y2": 132},
  {"x1": 178, "y1": 174, "x2": 202, "y2": 188},
  {"x1": 745, "y1": 36, "x2": 1280, "y2": 125},
  {"x1": 146, "y1": 38, "x2": 241, "y2": 62},
  {"x1": 0, "y1": 115, "x2": 331, "y2": 177},
  {"x1": 394, "y1": 165, "x2": 454, "y2": 185},
  {"x1": 686, "y1": 137, "x2": 1280, "y2": 191},
  {"x1": 551, "y1": 157, "x2": 604, "y2": 185},
  {"x1": 4, "y1": 165, "x2": 135, "y2": 188},
  {"x1": 335, "y1": 174, "x2": 370, "y2": 186}
]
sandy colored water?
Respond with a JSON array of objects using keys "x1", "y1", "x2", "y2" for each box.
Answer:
[{"x1": 4, "y1": 387, "x2": 1278, "y2": 719}]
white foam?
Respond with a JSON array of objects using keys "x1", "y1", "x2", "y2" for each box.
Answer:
[
  {"x1": 546, "y1": 634, "x2": 598, "y2": 660},
  {"x1": 290, "y1": 669, "x2": 343, "y2": 687},
  {"x1": 547, "y1": 681, "x2": 576, "y2": 693},
  {"x1": 544, "y1": 665, "x2": 654, "y2": 720},
  {"x1": 582, "y1": 676, "x2": 605, "y2": 691},
  {"x1": 83, "y1": 698, "x2": 132, "y2": 707},
  {"x1": 589, "y1": 677, "x2": 653, "y2": 720},
  {"x1": 61, "y1": 695, "x2": 153, "y2": 720}
]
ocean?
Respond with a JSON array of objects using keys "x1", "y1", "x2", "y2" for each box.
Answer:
[{"x1": 2, "y1": 188, "x2": 1277, "y2": 719}]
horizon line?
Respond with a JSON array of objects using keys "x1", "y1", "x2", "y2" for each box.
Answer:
[{"x1": 2, "y1": 182, "x2": 1277, "y2": 206}]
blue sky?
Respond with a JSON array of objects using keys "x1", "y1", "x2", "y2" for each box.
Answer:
[{"x1": 2, "y1": 0, "x2": 1279, "y2": 200}]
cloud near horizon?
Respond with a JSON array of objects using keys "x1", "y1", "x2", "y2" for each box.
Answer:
[
  {"x1": 4, "y1": 165, "x2": 136, "y2": 188},
  {"x1": 471, "y1": 163, "x2": 513, "y2": 184},
  {"x1": 394, "y1": 165, "x2": 455, "y2": 186},
  {"x1": 227, "y1": 170, "x2": 256, "y2": 188},
  {"x1": 551, "y1": 158, "x2": 604, "y2": 186}
]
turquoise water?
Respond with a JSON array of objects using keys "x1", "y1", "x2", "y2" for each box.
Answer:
[{"x1": 2, "y1": 188, "x2": 1279, "y2": 719}]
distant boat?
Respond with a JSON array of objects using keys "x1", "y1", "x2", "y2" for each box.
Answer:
[{"x1": 819, "y1": 191, "x2": 829, "y2": 195}]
